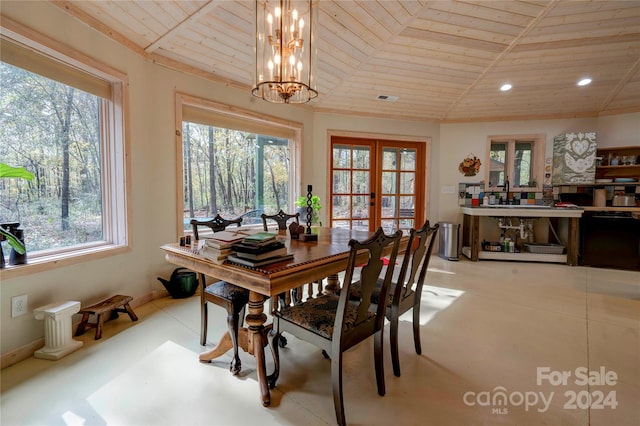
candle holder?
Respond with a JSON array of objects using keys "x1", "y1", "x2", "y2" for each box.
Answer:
[{"x1": 300, "y1": 185, "x2": 318, "y2": 242}]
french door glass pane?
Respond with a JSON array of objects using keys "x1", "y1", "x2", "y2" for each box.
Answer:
[
  {"x1": 400, "y1": 149, "x2": 416, "y2": 170},
  {"x1": 400, "y1": 172, "x2": 415, "y2": 193},
  {"x1": 352, "y1": 171, "x2": 370, "y2": 193},
  {"x1": 333, "y1": 145, "x2": 351, "y2": 168},
  {"x1": 381, "y1": 195, "x2": 397, "y2": 217},
  {"x1": 332, "y1": 171, "x2": 351, "y2": 194},
  {"x1": 353, "y1": 146, "x2": 370, "y2": 169},
  {"x1": 332, "y1": 195, "x2": 350, "y2": 219},
  {"x1": 382, "y1": 148, "x2": 398, "y2": 170},
  {"x1": 381, "y1": 172, "x2": 396, "y2": 194},
  {"x1": 352, "y1": 195, "x2": 369, "y2": 217},
  {"x1": 381, "y1": 219, "x2": 396, "y2": 233}
]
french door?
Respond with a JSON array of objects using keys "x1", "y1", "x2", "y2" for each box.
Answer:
[{"x1": 330, "y1": 136, "x2": 425, "y2": 233}]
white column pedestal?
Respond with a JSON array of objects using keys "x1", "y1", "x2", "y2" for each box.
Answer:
[{"x1": 34, "y1": 301, "x2": 83, "y2": 360}]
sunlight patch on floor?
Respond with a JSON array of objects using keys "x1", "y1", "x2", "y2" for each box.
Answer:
[{"x1": 418, "y1": 284, "x2": 465, "y2": 325}]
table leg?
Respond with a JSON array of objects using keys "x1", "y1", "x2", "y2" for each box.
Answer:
[
  {"x1": 567, "y1": 217, "x2": 579, "y2": 266},
  {"x1": 244, "y1": 291, "x2": 271, "y2": 407},
  {"x1": 470, "y1": 215, "x2": 480, "y2": 261},
  {"x1": 199, "y1": 331, "x2": 233, "y2": 362},
  {"x1": 324, "y1": 274, "x2": 341, "y2": 294}
]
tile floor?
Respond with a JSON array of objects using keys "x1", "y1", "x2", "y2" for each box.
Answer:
[{"x1": 1, "y1": 257, "x2": 639, "y2": 425}]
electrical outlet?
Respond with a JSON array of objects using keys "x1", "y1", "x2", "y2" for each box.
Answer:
[{"x1": 11, "y1": 294, "x2": 28, "y2": 318}]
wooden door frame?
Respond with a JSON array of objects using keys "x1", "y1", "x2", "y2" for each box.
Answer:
[{"x1": 327, "y1": 130, "x2": 431, "y2": 230}]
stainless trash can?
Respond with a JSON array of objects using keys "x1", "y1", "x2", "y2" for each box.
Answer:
[{"x1": 438, "y1": 222, "x2": 460, "y2": 261}]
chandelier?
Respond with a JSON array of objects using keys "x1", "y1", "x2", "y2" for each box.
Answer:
[{"x1": 252, "y1": 0, "x2": 318, "y2": 104}]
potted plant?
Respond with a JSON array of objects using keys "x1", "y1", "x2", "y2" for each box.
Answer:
[
  {"x1": 1, "y1": 164, "x2": 34, "y2": 266},
  {"x1": 295, "y1": 195, "x2": 322, "y2": 226}
]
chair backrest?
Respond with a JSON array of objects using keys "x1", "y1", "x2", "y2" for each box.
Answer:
[
  {"x1": 392, "y1": 220, "x2": 439, "y2": 307},
  {"x1": 261, "y1": 210, "x2": 299, "y2": 231},
  {"x1": 190, "y1": 214, "x2": 242, "y2": 240},
  {"x1": 336, "y1": 227, "x2": 403, "y2": 349}
]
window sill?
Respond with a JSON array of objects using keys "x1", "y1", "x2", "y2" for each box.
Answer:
[{"x1": 0, "y1": 244, "x2": 130, "y2": 280}]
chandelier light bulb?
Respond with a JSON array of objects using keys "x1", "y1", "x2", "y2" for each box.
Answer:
[{"x1": 275, "y1": 6, "x2": 281, "y2": 17}]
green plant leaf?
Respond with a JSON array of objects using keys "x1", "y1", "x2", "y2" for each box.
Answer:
[
  {"x1": 0, "y1": 228, "x2": 26, "y2": 255},
  {"x1": 0, "y1": 164, "x2": 35, "y2": 180}
]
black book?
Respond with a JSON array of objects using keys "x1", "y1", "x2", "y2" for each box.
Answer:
[
  {"x1": 234, "y1": 247, "x2": 288, "y2": 260},
  {"x1": 231, "y1": 241, "x2": 285, "y2": 255}
]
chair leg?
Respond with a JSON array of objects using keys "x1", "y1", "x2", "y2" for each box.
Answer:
[
  {"x1": 227, "y1": 309, "x2": 242, "y2": 375},
  {"x1": 267, "y1": 328, "x2": 280, "y2": 389},
  {"x1": 390, "y1": 313, "x2": 401, "y2": 377},
  {"x1": 374, "y1": 330, "x2": 386, "y2": 395},
  {"x1": 201, "y1": 302, "x2": 208, "y2": 346},
  {"x1": 331, "y1": 350, "x2": 346, "y2": 426},
  {"x1": 413, "y1": 304, "x2": 422, "y2": 355},
  {"x1": 200, "y1": 273, "x2": 208, "y2": 346}
]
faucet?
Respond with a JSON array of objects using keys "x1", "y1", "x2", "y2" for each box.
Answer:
[{"x1": 498, "y1": 176, "x2": 510, "y2": 205}]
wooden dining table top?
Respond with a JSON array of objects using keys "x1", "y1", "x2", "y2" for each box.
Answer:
[{"x1": 161, "y1": 227, "x2": 380, "y2": 297}]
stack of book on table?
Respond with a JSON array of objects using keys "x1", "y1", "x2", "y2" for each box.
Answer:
[
  {"x1": 199, "y1": 229, "x2": 261, "y2": 264},
  {"x1": 227, "y1": 231, "x2": 293, "y2": 267}
]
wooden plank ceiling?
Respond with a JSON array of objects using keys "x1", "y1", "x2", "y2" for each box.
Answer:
[{"x1": 52, "y1": 0, "x2": 640, "y2": 122}]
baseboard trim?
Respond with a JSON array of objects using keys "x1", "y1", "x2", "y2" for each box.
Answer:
[{"x1": 1, "y1": 291, "x2": 165, "y2": 369}]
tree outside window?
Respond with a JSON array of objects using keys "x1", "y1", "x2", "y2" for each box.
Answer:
[
  {"x1": 1, "y1": 63, "x2": 103, "y2": 252},
  {"x1": 487, "y1": 135, "x2": 543, "y2": 190},
  {"x1": 181, "y1": 123, "x2": 291, "y2": 231}
]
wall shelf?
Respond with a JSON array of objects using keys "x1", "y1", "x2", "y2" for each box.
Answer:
[{"x1": 596, "y1": 146, "x2": 640, "y2": 180}]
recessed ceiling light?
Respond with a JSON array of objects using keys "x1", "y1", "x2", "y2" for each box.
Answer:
[
  {"x1": 500, "y1": 83, "x2": 512, "y2": 92},
  {"x1": 577, "y1": 78, "x2": 592, "y2": 86}
]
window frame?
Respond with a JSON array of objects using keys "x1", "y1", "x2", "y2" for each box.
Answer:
[
  {"x1": 0, "y1": 19, "x2": 130, "y2": 279},
  {"x1": 175, "y1": 93, "x2": 302, "y2": 239},
  {"x1": 485, "y1": 134, "x2": 545, "y2": 192}
]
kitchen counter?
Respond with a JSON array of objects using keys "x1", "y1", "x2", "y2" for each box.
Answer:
[
  {"x1": 460, "y1": 206, "x2": 584, "y2": 265},
  {"x1": 460, "y1": 206, "x2": 585, "y2": 217}
]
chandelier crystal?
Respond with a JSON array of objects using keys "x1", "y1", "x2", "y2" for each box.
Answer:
[{"x1": 253, "y1": 0, "x2": 318, "y2": 104}]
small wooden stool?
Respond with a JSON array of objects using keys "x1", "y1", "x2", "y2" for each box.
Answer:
[{"x1": 75, "y1": 295, "x2": 138, "y2": 340}]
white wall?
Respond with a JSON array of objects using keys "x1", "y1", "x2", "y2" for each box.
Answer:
[
  {"x1": 1, "y1": 1, "x2": 638, "y2": 358},
  {"x1": 596, "y1": 113, "x2": 640, "y2": 148}
]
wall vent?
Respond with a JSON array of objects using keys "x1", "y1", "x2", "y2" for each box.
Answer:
[{"x1": 376, "y1": 94, "x2": 399, "y2": 102}]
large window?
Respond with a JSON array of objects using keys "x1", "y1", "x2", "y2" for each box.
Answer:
[
  {"x1": 486, "y1": 134, "x2": 545, "y2": 190},
  {"x1": 177, "y1": 94, "x2": 301, "y2": 236},
  {"x1": 0, "y1": 30, "x2": 128, "y2": 270}
]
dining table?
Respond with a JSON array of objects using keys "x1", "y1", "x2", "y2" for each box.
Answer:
[{"x1": 161, "y1": 227, "x2": 397, "y2": 407}]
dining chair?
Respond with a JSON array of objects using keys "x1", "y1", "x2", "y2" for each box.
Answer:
[
  {"x1": 191, "y1": 214, "x2": 249, "y2": 375},
  {"x1": 261, "y1": 209, "x2": 299, "y2": 232},
  {"x1": 349, "y1": 220, "x2": 439, "y2": 377},
  {"x1": 267, "y1": 227, "x2": 403, "y2": 426},
  {"x1": 260, "y1": 210, "x2": 314, "y2": 306}
]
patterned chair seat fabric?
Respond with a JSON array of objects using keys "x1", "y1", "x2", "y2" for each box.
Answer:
[
  {"x1": 276, "y1": 294, "x2": 374, "y2": 340},
  {"x1": 205, "y1": 281, "x2": 250, "y2": 311}
]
